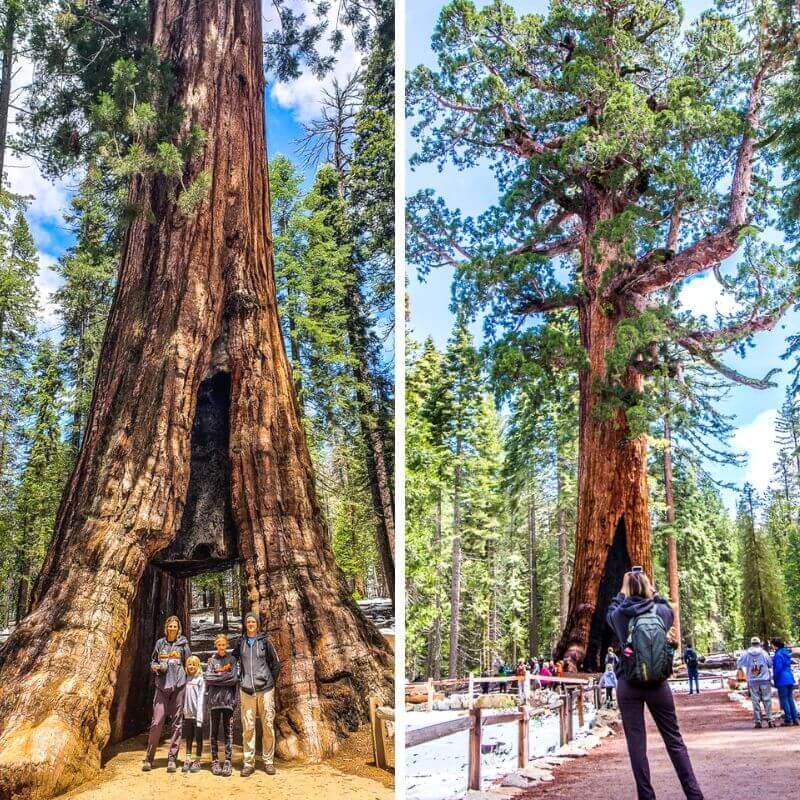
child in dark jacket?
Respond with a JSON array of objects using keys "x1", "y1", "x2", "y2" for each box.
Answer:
[{"x1": 204, "y1": 633, "x2": 239, "y2": 777}]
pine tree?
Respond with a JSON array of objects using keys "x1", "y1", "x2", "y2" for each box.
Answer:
[{"x1": 738, "y1": 484, "x2": 790, "y2": 643}]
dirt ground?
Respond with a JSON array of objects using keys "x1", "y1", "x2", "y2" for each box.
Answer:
[
  {"x1": 61, "y1": 727, "x2": 393, "y2": 800},
  {"x1": 522, "y1": 690, "x2": 800, "y2": 799}
]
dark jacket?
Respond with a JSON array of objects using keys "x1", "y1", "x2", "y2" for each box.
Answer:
[
  {"x1": 204, "y1": 652, "x2": 239, "y2": 710},
  {"x1": 772, "y1": 647, "x2": 796, "y2": 687},
  {"x1": 233, "y1": 634, "x2": 280, "y2": 694},
  {"x1": 150, "y1": 635, "x2": 192, "y2": 691},
  {"x1": 684, "y1": 647, "x2": 699, "y2": 669},
  {"x1": 607, "y1": 592, "x2": 674, "y2": 674}
]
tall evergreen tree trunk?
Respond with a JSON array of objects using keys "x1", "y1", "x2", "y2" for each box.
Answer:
[
  {"x1": 213, "y1": 587, "x2": 220, "y2": 624},
  {"x1": 0, "y1": 3, "x2": 15, "y2": 183},
  {"x1": 220, "y1": 583, "x2": 228, "y2": 632},
  {"x1": 0, "y1": 4, "x2": 391, "y2": 797},
  {"x1": 346, "y1": 288, "x2": 395, "y2": 604},
  {"x1": 745, "y1": 486, "x2": 767, "y2": 642},
  {"x1": 426, "y1": 487, "x2": 443, "y2": 679},
  {"x1": 556, "y1": 452, "x2": 569, "y2": 630},
  {"x1": 527, "y1": 496, "x2": 539, "y2": 659},
  {"x1": 663, "y1": 412, "x2": 682, "y2": 648},
  {"x1": 449, "y1": 442, "x2": 462, "y2": 679},
  {"x1": 556, "y1": 215, "x2": 652, "y2": 671}
]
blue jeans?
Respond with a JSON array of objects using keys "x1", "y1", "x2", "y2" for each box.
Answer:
[
  {"x1": 687, "y1": 667, "x2": 699, "y2": 694},
  {"x1": 777, "y1": 684, "x2": 798, "y2": 723}
]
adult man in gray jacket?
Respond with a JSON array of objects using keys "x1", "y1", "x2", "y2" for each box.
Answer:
[
  {"x1": 737, "y1": 637, "x2": 774, "y2": 728},
  {"x1": 233, "y1": 612, "x2": 281, "y2": 776}
]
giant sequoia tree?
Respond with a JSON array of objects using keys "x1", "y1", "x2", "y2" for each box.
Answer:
[
  {"x1": 409, "y1": 0, "x2": 799, "y2": 669},
  {"x1": 0, "y1": 2, "x2": 392, "y2": 798}
]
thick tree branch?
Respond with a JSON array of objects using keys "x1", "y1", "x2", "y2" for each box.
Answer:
[
  {"x1": 675, "y1": 337, "x2": 780, "y2": 389},
  {"x1": 677, "y1": 297, "x2": 795, "y2": 348},
  {"x1": 508, "y1": 232, "x2": 582, "y2": 258},
  {"x1": 515, "y1": 292, "x2": 582, "y2": 315}
]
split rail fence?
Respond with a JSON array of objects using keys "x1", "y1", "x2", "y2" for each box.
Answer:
[{"x1": 405, "y1": 674, "x2": 594, "y2": 791}]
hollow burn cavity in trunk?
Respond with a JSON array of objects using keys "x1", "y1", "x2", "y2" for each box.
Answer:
[
  {"x1": 585, "y1": 517, "x2": 631, "y2": 671},
  {"x1": 153, "y1": 371, "x2": 238, "y2": 576}
]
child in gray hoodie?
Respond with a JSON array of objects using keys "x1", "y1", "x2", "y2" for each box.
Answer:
[
  {"x1": 737, "y1": 637, "x2": 774, "y2": 728},
  {"x1": 182, "y1": 656, "x2": 205, "y2": 773}
]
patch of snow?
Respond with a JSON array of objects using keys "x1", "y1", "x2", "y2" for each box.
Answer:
[{"x1": 405, "y1": 705, "x2": 597, "y2": 800}]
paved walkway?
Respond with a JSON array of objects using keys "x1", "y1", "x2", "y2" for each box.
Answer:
[{"x1": 522, "y1": 690, "x2": 800, "y2": 799}]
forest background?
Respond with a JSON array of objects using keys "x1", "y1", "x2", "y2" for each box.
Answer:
[
  {"x1": 406, "y1": 0, "x2": 800, "y2": 678},
  {"x1": 0, "y1": 0, "x2": 395, "y2": 629}
]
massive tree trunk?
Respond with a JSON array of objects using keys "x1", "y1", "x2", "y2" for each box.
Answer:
[
  {"x1": 555, "y1": 214, "x2": 652, "y2": 671},
  {"x1": 663, "y1": 412, "x2": 682, "y2": 648},
  {"x1": 0, "y1": 3, "x2": 392, "y2": 797}
]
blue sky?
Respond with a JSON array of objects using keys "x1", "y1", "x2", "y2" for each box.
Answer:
[{"x1": 405, "y1": 0, "x2": 800, "y2": 510}]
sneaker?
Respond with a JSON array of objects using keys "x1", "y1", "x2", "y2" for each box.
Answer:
[
  {"x1": 754, "y1": 722, "x2": 762, "y2": 728},
  {"x1": 142, "y1": 760, "x2": 153, "y2": 772},
  {"x1": 167, "y1": 759, "x2": 177, "y2": 773},
  {"x1": 264, "y1": 763, "x2": 276, "y2": 775},
  {"x1": 793, "y1": 720, "x2": 799, "y2": 726},
  {"x1": 241, "y1": 765, "x2": 255, "y2": 777},
  {"x1": 211, "y1": 760, "x2": 221, "y2": 776},
  {"x1": 190, "y1": 760, "x2": 202, "y2": 773},
  {"x1": 767, "y1": 720, "x2": 774, "y2": 728},
  {"x1": 222, "y1": 760, "x2": 232, "y2": 777}
]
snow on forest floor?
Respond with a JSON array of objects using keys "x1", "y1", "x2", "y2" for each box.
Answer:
[
  {"x1": 405, "y1": 674, "x2": 750, "y2": 800},
  {"x1": 405, "y1": 706, "x2": 596, "y2": 800},
  {"x1": 62, "y1": 728, "x2": 392, "y2": 800}
]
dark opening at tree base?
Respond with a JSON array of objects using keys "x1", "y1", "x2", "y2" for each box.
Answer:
[{"x1": 584, "y1": 517, "x2": 631, "y2": 671}]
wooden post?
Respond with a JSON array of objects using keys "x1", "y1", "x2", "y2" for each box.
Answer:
[
  {"x1": 577, "y1": 686, "x2": 585, "y2": 728},
  {"x1": 567, "y1": 689, "x2": 575, "y2": 742},
  {"x1": 517, "y1": 705, "x2": 530, "y2": 768},
  {"x1": 468, "y1": 707, "x2": 483, "y2": 791},
  {"x1": 558, "y1": 697, "x2": 567, "y2": 746},
  {"x1": 427, "y1": 678, "x2": 434, "y2": 713},
  {"x1": 524, "y1": 669, "x2": 531, "y2": 703},
  {"x1": 593, "y1": 681, "x2": 601, "y2": 709},
  {"x1": 468, "y1": 673, "x2": 475, "y2": 708},
  {"x1": 368, "y1": 696, "x2": 386, "y2": 769}
]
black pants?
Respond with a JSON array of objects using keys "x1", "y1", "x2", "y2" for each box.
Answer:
[
  {"x1": 181, "y1": 718, "x2": 203, "y2": 759},
  {"x1": 605, "y1": 687, "x2": 614, "y2": 705},
  {"x1": 617, "y1": 679, "x2": 703, "y2": 800},
  {"x1": 210, "y1": 708, "x2": 234, "y2": 762}
]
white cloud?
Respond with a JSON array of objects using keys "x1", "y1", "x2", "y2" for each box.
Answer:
[
  {"x1": 732, "y1": 408, "x2": 778, "y2": 494},
  {"x1": 678, "y1": 273, "x2": 739, "y2": 320},
  {"x1": 34, "y1": 251, "x2": 62, "y2": 332},
  {"x1": 265, "y1": 0, "x2": 363, "y2": 123}
]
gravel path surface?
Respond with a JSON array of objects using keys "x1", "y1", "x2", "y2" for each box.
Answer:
[{"x1": 521, "y1": 689, "x2": 800, "y2": 799}]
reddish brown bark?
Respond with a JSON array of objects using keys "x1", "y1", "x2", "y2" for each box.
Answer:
[
  {"x1": 555, "y1": 213, "x2": 652, "y2": 671},
  {"x1": 0, "y1": 2, "x2": 391, "y2": 797}
]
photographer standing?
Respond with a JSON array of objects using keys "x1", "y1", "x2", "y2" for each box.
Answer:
[{"x1": 607, "y1": 570, "x2": 704, "y2": 800}]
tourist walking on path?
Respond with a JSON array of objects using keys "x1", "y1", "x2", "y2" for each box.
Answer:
[
  {"x1": 770, "y1": 637, "x2": 798, "y2": 726},
  {"x1": 605, "y1": 647, "x2": 619, "y2": 671},
  {"x1": 599, "y1": 663, "x2": 618, "y2": 708},
  {"x1": 607, "y1": 571, "x2": 704, "y2": 800},
  {"x1": 143, "y1": 615, "x2": 192, "y2": 772},
  {"x1": 683, "y1": 645, "x2": 700, "y2": 695},
  {"x1": 737, "y1": 637, "x2": 774, "y2": 728},
  {"x1": 233, "y1": 612, "x2": 281, "y2": 777}
]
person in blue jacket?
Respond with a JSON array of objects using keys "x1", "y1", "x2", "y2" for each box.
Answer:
[{"x1": 770, "y1": 637, "x2": 798, "y2": 726}]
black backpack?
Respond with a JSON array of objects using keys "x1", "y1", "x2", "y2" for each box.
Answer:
[{"x1": 620, "y1": 609, "x2": 675, "y2": 685}]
